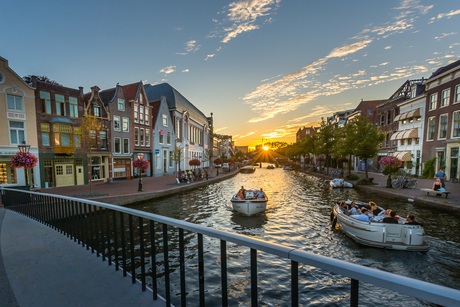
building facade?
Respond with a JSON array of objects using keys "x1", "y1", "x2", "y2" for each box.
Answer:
[
  {"x1": 422, "y1": 60, "x2": 460, "y2": 181},
  {"x1": 0, "y1": 57, "x2": 39, "y2": 187}
]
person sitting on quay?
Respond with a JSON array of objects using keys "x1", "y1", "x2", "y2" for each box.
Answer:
[
  {"x1": 257, "y1": 188, "x2": 267, "y2": 199},
  {"x1": 434, "y1": 169, "x2": 447, "y2": 188},
  {"x1": 382, "y1": 210, "x2": 399, "y2": 224},
  {"x1": 403, "y1": 214, "x2": 421, "y2": 225},
  {"x1": 432, "y1": 178, "x2": 443, "y2": 191}
]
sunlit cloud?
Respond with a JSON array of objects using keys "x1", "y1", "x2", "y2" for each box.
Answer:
[
  {"x1": 185, "y1": 40, "x2": 200, "y2": 52},
  {"x1": 237, "y1": 131, "x2": 255, "y2": 139},
  {"x1": 182, "y1": 69, "x2": 190, "y2": 73},
  {"x1": 385, "y1": 46, "x2": 392, "y2": 49},
  {"x1": 434, "y1": 32, "x2": 457, "y2": 40},
  {"x1": 160, "y1": 66, "x2": 176, "y2": 75},
  {"x1": 214, "y1": 127, "x2": 228, "y2": 133},
  {"x1": 205, "y1": 54, "x2": 215, "y2": 60}
]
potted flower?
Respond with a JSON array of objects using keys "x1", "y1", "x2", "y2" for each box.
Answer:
[
  {"x1": 379, "y1": 156, "x2": 402, "y2": 188},
  {"x1": 11, "y1": 151, "x2": 38, "y2": 186}
]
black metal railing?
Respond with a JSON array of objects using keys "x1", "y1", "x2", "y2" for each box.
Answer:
[{"x1": 1, "y1": 188, "x2": 459, "y2": 307}]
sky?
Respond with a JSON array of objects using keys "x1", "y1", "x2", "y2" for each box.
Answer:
[{"x1": 2, "y1": 0, "x2": 459, "y2": 148}]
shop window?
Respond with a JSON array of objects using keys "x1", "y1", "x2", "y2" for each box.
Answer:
[{"x1": 0, "y1": 162, "x2": 16, "y2": 184}]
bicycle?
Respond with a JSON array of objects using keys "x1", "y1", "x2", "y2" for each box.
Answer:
[{"x1": 391, "y1": 176, "x2": 418, "y2": 189}]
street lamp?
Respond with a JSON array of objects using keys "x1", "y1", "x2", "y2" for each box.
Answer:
[
  {"x1": 137, "y1": 153, "x2": 144, "y2": 191},
  {"x1": 18, "y1": 140, "x2": 31, "y2": 186}
]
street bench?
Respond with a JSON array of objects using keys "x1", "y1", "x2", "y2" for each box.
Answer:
[{"x1": 420, "y1": 188, "x2": 450, "y2": 198}]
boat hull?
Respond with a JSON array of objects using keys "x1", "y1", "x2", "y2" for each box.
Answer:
[
  {"x1": 240, "y1": 166, "x2": 256, "y2": 173},
  {"x1": 231, "y1": 199, "x2": 267, "y2": 216},
  {"x1": 332, "y1": 204, "x2": 429, "y2": 251},
  {"x1": 330, "y1": 179, "x2": 353, "y2": 188}
]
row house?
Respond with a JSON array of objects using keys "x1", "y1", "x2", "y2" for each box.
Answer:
[
  {"x1": 83, "y1": 86, "x2": 111, "y2": 182},
  {"x1": 31, "y1": 77, "x2": 86, "y2": 188},
  {"x1": 422, "y1": 60, "x2": 460, "y2": 181},
  {"x1": 144, "y1": 83, "x2": 213, "y2": 171},
  {"x1": 326, "y1": 109, "x2": 354, "y2": 128},
  {"x1": 346, "y1": 99, "x2": 386, "y2": 123},
  {"x1": 392, "y1": 82, "x2": 426, "y2": 176},
  {"x1": 0, "y1": 57, "x2": 39, "y2": 187},
  {"x1": 296, "y1": 126, "x2": 316, "y2": 142}
]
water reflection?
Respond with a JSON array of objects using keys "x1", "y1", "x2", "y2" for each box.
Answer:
[{"x1": 131, "y1": 168, "x2": 460, "y2": 306}]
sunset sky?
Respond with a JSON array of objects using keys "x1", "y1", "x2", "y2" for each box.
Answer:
[{"x1": 2, "y1": 0, "x2": 459, "y2": 147}]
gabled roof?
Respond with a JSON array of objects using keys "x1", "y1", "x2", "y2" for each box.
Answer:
[
  {"x1": 123, "y1": 82, "x2": 142, "y2": 101},
  {"x1": 99, "y1": 87, "x2": 117, "y2": 104},
  {"x1": 428, "y1": 59, "x2": 460, "y2": 79},
  {"x1": 150, "y1": 99, "x2": 162, "y2": 127},
  {"x1": 144, "y1": 83, "x2": 209, "y2": 126}
]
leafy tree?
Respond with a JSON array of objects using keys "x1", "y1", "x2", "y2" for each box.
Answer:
[
  {"x1": 333, "y1": 124, "x2": 358, "y2": 175},
  {"x1": 316, "y1": 119, "x2": 336, "y2": 174},
  {"x1": 349, "y1": 116, "x2": 385, "y2": 179},
  {"x1": 203, "y1": 148, "x2": 213, "y2": 167},
  {"x1": 23, "y1": 75, "x2": 62, "y2": 86},
  {"x1": 171, "y1": 145, "x2": 183, "y2": 172}
]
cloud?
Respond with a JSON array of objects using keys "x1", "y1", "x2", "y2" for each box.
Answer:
[
  {"x1": 160, "y1": 66, "x2": 176, "y2": 75},
  {"x1": 434, "y1": 32, "x2": 457, "y2": 40},
  {"x1": 185, "y1": 40, "x2": 200, "y2": 53},
  {"x1": 205, "y1": 54, "x2": 215, "y2": 60},
  {"x1": 236, "y1": 131, "x2": 255, "y2": 139},
  {"x1": 385, "y1": 46, "x2": 392, "y2": 50},
  {"x1": 182, "y1": 69, "x2": 190, "y2": 73},
  {"x1": 214, "y1": 127, "x2": 228, "y2": 133},
  {"x1": 436, "y1": 9, "x2": 460, "y2": 20}
]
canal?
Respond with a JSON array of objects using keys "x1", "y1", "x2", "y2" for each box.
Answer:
[{"x1": 130, "y1": 167, "x2": 460, "y2": 306}]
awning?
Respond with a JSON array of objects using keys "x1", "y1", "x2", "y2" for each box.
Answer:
[
  {"x1": 394, "y1": 108, "x2": 421, "y2": 122},
  {"x1": 394, "y1": 114, "x2": 402, "y2": 121},
  {"x1": 401, "y1": 128, "x2": 418, "y2": 139},
  {"x1": 393, "y1": 151, "x2": 412, "y2": 162},
  {"x1": 390, "y1": 131, "x2": 403, "y2": 140}
]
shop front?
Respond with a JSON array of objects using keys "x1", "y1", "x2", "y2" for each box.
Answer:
[
  {"x1": 90, "y1": 155, "x2": 110, "y2": 182},
  {"x1": 113, "y1": 158, "x2": 132, "y2": 180}
]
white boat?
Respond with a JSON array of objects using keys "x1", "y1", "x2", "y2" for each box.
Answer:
[
  {"x1": 240, "y1": 166, "x2": 256, "y2": 174},
  {"x1": 283, "y1": 165, "x2": 292, "y2": 170},
  {"x1": 331, "y1": 201, "x2": 429, "y2": 252},
  {"x1": 329, "y1": 178, "x2": 353, "y2": 188},
  {"x1": 231, "y1": 190, "x2": 268, "y2": 216},
  {"x1": 267, "y1": 165, "x2": 275, "y2": 169}
]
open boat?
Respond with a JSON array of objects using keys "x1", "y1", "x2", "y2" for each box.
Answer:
[
  {"x1": 330, "y1": 178, "x2": 353, "y2": 188},
  {"x1": 330, "y1": 200, "x2": 429, "y2": 252},
  {"x1": 231, "y1": 190, "x2": 268, "y2": 216},
  {"x1": 240, "y1": 166, "x2": 256, "y2": 173}
]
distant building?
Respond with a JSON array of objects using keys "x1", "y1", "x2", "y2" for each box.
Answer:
[
  {"x1": 214, "y1": 134, "x2": 233, "y2": 159},
  {"x1": 347, "y1": 99, "x2": 386, "y2": 123},
  {"x1": 235, "y1": 146, "x2": 248, "y2": 154},
  {"x1": 296, "y1": 126, "x2": 315, "y2": 142},
  {"x1": 422, "y1": 59, "x2": 460, "y2": 181},
  {"x1": 326, "y1": 109, "x2": 354, "y2": 127}
]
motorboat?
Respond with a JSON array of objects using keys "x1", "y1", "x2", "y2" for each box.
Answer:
[
  {"x1": 283, "y1": 165, "x2": 293, "y2": 170},
  {"x1": 240, "y1": 166, "x2": 256, "y2": 174},
  {"x1": 330, "y1": 178, "x2": 353, "y2": 188},
  {"x1": 231, "y1": 190, "x2": 268, "y2": 216},
  {"x1": 267, "y1": 165, "x2": 275, "y2": 169},
  {"x1": 330, "y1": 200, "x2": 429, "y2": 252}
]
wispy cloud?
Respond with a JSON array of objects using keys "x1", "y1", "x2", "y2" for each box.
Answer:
[
  {"x1": 234, "y1": 131, "x2": 255, "y2": 139},
  {"x1": 434, "y1": 32, "x2": 457, "y2": 40},
  {"x1": 205, "y1": 54, "x2": 215, "y2": 60},
  {"x1": 430, "y1": 9, "x2": 460, "y2": 23},
  {"x1": 214, "y1": 127, "x2": 228, "y2": 133},
  {"x1": 160, "y1": 66, "x2": 176, "y2": 75}
]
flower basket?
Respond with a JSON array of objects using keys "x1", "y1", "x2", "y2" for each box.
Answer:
[
  {"x1": 11, "y1": 152, "x2": 38, "y2": 169},
  {"x1": 133, "y1": 158, "x2": 150, "y2": 170},
  {"x1": 189, "y1": 159, "x2": 201, "y2": 167}
]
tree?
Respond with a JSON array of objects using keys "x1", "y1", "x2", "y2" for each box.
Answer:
[
  {"x1": 333, "y1": 124, "x2": 358, "y2": 175},
  {"x1": 350, "y1": 116, "x2": 385, "y2": 179},
  {"x1": 80, "y1": 115, "x2": 104, "y2": 194},
  {"x1": 23, "y1": 75, "x2": 62, "y2": 86},
  {"x1": 171, "y1": 145, "x2": 183, "y2": 172},
  {"x1": 316, "y1": 119, "x2": 336, "y2": 175},
  {"x1": 203, "y1": 148, "x2": 214, "y2": 167}
]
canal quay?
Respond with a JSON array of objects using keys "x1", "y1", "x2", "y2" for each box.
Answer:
[{"x1": 1, "y1": 166, "x2": 460, "y2": 306}]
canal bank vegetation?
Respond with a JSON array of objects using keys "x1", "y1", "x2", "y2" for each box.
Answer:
[{"x1": 287, "y1": 115, "x2": 385, "y2": 179}]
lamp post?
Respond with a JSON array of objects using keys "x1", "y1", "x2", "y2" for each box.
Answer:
[
  {"x1": 137, "y1": 153, "x2": 144, "y2": 192},
  {"x1": 18, "y1": 140, "x2": 31, "y2": 186}
]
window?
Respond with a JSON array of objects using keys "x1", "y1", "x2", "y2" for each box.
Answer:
[
  {"x1": 135, "y1": 127, "x2": 139, "y2": 146},
  {"x1": 134, "y1": 104, "x2": 138, "y2": 123},
  {"x1": 9, "y1": 121, "x2": 25, "y2": 145},
  {"x1": 94, "y1": 106, "x2": 100, "y2": 117},
  {"x1": 90, "y1": 130, "x2": 97, "y2": 149},
  {"x1": 55, "y1": 94, "x2": 66, "y2": 116},
  {"x1": 415, "y1": 138, "x2": 419, "y2": 145},
  {"x1": 74, "y1": 127, "x2": 81, "y2": 147},
  {"x1": 453, "y1": 111, "x2": 460, "y2": 138},
  {"x1": 41, "y1": 123, "x2": 50, "y2": 146},
  {"x1": 7, "y1": 95, "x2": 23, "y2": 111},
  {"x1": 145, "y1": 108, "x2": 149, "y2": 125},
  {"x1": 169, "y1": 151, "x2": 173, "y2": 167},
  {"x1": 401, "y1": 139, "x2": 405, "y2": 146},
  {"x1": 455, "y1": 85, "x2": 460, "y2": 104},
  {"x1": 429, "y1": 93, "x2": 437, "y2": 110},
  {"x1": 167, "y1": 131, "x2": 171, "y2": 144},
  {"x1": 69, "y1": 97, "x2": 78, "y2": 117},
  {"x1": 100, "y1": 131, "x2": 107, "y2": 149},
  {"x1": 123, "y1": 139, "x2": 129, "y2": 154},
  {"x1": 441, "y1": 88, "x2": 450, "y2": 107},
  {"x1": 146, "y1": 129, "x2": 150, "y2": 147},
  {"x1": 54, "y1": 124, "x2": 71, "y2": 146},
  {"x1": 122, "y1": 117, "x2": 129, "y2": 132},
  {"x1": 40, "y1": 91, "x2": 52, "y2": 114},
  {"x1": 441, "y1": 89, "x2": 450, "y2": 107},
  {"x1": 175, "y1": 119, "x2": 181, "y2": 139},
  {"x1": 386, "y1": 112, "x2": 391, "y2": 125},
  {"x1": 427, "y1": 117, "x2": 436, "y2": 141},
  {"x1": 114, "y1": 116, "x2": 121, "y2": 131},
  {"x1": 407, "y1": 138, "x2": 412, "y2": 145},
  {"x1": 380, "y1": 114, "x2": 384, "y2": 126},
  {"x1": 163, "y1": 114, "x2": 168, "y2": 126},
  {"x1": 140, "y1": 106, "x2": 144, "y2": 125},
  {"x1": 438, "y1": 115, "x2": 448, "y2": 139},
  {"x1": 117, "y1": 98, "x2": 125, "y2": 111},
  {"x1": 114, "y1": 138, "x2": 121, "y2": 154},
  {"x1": 156, "y1": 152, "x2": 160, "y2": 169},
  {"x1": 140, "y1": 128, "x2": 145, "y2": 146},
  {"x1": 159, "y1": 131, "x2": 164, "y2": 144}
]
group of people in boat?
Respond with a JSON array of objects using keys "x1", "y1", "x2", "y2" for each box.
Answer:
[
  {"x1": 339, "y1": 201, "x2": 421, "y2": 225},
  {"x1": 235, "y1": 186, "x2": 267, "y2": 200}
]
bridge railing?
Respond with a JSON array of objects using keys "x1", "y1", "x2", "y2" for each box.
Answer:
[{"x1": 1, "y1": 187, "x2": 459, "y2": 307}]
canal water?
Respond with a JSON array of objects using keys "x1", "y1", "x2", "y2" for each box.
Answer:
[{"x1": 130, "y1": 167, "x2": 460, "y2": 306}]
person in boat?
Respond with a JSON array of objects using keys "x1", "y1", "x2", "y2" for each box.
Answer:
[
  {"x1": 356, "y1": 208, "x2": 370, "y2": 222},
  {"x1": 256, "y1": 188, "x2": 267, "y2": 199},
  {"x1": 382, "y1": 210, "x2": 399, "y2": 224},
  {"x1": 237, "y1": 186, "x2": 246, "y2": 199},
  {"x1": 339, "y1": 201, "x2": 349, "y2": 214},
  {"x1": 404, "y1": 214, "x2": 421, "y2": 225},
  {"x1": 432, "y1": 178, "x2": 442, "y2": 191},
  {"x1": 346, "y1": 201, "x2": 361, "y2": 216},
  {"x1": 369, "y1": 202, "x2": 382, "y2": 216}
]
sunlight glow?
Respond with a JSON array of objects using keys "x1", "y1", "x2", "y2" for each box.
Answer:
[{"x1": 263, "y1": 146, "x2": 269, "y2": 151}]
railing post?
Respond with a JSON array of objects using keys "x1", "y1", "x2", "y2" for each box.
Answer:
[
  {"x1": 106, "y1": 210, "x2": 111, "y2": 265},
  {"x1": 113, "y1": 211, "x2": 119, "y2": 270},
  {"x1": 139, "y1": 217, "x2": 146, "y2": 291},
  {"x1": 291, "y1": 260, "x2": 298, "y2": 307},
  {"x1": 350, "y1": 278, "x2": 359, "y2": 307},
  {"x1": 179, "y1": 228, "x2": 186, "y2": 307},
  {"x1": 251, "y1": 248, "x2": 257, "y2": 307},
  {"x1": 162, "y1": 223, "x2": 171, "y2": 306},
  {"x1": 120, "y1": 212, "x2": 127, "y2": 277},
  {"x1": 198, "y1": 233, "x2": 205, "y2": 306},
  {"x1": 150, "y1": 220, "x2": 157, "y2": 300},
  {"x1": 221, "y1": 240, "x2": 228, "y2": 307},
  {"x1": 129, "y1": 214, "x2": 135, "y2": 284}
]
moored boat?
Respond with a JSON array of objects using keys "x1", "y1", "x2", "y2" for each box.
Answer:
[
  {"x1": 329, "y1": 178, "x2": 353, "y2": 188},
  {"x1": 240, "y1": 166, "x2": 256, "y2": 173},
  {"x1": 331, "y1": 200, "x2": 429, "y2": 252},
  {"x1": 231, "y1": 190, "x2": 268, "y2": 216},
  {"x1": 267, "y1": 165, "x2": 275, "y2": 169}
]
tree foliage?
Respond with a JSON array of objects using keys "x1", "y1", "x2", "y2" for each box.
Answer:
[
  {"x1": 23, "y1": 75, "x2": 62, "y2": 86},
  {"x1": 171, "y1": 145, "x2": 183, "y2": 171}
]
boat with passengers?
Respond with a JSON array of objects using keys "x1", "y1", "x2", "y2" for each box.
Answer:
[
  {"x1": 240, "y1": 166, "x2": 256, "y2": 173},
  {"x1": 231, "y1": 189, "x2": 268, "y2": 216},
  {"x1": 330, "y1": 200, "x2": 429, "y2": 252}
]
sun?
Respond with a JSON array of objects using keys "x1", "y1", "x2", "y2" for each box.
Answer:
[{"x1": 263, "y1": 146, "x2": 269, "y2": 151}]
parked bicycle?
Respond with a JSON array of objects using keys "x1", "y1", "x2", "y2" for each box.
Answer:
[
  {"x1": 391, "y1": 176, "x2": 418, "y2": 189},
  {"x1": 329, "y1": 170, "x2": 341, "y2": 178}
]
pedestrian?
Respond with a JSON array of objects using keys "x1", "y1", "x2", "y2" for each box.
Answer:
[
  {"x1": 205, "y1": 169, "x2": 208, "y2": 180},
  {"x1": 434, "y1": 169, "x2": 447, "y2": 188}
]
